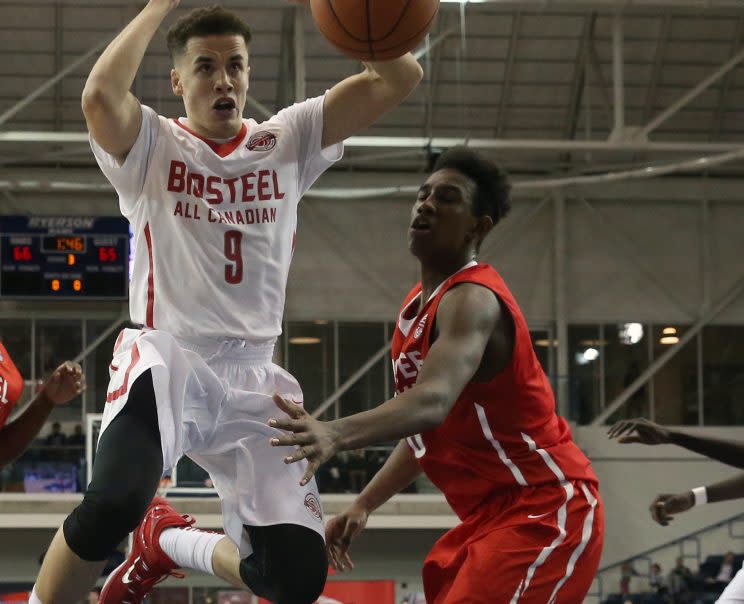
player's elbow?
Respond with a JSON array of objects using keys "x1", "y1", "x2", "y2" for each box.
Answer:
[
  {"x1": 391, "y1": 56, "x2": 424, "y2": 97},
  {"x1": 81, "y1": 79, "x2": 116, "y2": 119}
]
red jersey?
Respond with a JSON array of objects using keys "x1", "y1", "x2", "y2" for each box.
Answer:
[
  {"x1": 392, "y1": 263, "x2": 598, "y2": 520},
  {"x1": 0, "y1": 342, "x2": 24, "y2": 428}
]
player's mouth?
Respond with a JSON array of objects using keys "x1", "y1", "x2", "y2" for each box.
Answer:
[
  {"x1": 212, "y1": 97, "x2": 237, "y2": 118},
  {"x1": 410, "y1": 216, "x2": 433, "y2": 235}
]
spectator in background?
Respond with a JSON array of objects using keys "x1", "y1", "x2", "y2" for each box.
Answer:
[
  {"x1": 621, "y1": 561, "x2": 639, "y2": 597},
  {"x1": 649, "y1": 562, "x2": 669, "y2": 600},
  {"x1": 45, "y1": 421, "x2": 67, "y2": 447},
  {"x1": 67, "y1": 424, "x2": 85, "y2": 448},
  {"x1": 668, "y1": 556, "x2": 693, "y2": 603},
  {"x1": 708, "y1": 551, "x2": 737, "y2": 592}
]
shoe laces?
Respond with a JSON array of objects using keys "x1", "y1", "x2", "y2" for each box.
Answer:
[{"x1": 121, "y1": 558, "x2": 186, "y2": 604}]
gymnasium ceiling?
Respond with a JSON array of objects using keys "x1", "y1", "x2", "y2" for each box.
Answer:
[{"x1": 2, "y1": 0, "x2": 744, "y2": 182}]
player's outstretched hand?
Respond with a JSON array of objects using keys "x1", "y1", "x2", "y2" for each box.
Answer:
[
  {"x1": 39, "y1": 361, "x2": 86, "y2": 405},
  {"x1": 268, "y1": 394, "x2": 341, "y2": 486},
  {"x1": 325, "y1": 503, "x2": 368, "y2": 572},
  {"x1": 649, "y1": 492, "x2": 694, "y2": 526},
  {"x1": 607, "y1": 417, "x2": 672, "y2": 445}
]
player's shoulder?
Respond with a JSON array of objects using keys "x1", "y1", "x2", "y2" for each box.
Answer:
[{"x1": 438, "y1": 283, "x2": 500, "y2": 328}]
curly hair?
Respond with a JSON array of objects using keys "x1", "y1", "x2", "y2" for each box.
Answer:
[{"x1": 432, "y1": 147, "x2": 512, "y2": 224}]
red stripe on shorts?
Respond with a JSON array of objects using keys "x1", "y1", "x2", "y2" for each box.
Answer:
[
  {"x1": 144, "y1": 223, "x2": 155, "y2": 327},
  {"x1": 106, "y1": 342, "x2": 140, "y2": 403}
]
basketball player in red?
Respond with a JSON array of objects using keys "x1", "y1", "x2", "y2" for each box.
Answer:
[
  {"x1": 270, "y1": 147, "x2": 605, "y2": 603},
  {"x1": 0, "y1": 341, "x2": 85, "y2": 467}
]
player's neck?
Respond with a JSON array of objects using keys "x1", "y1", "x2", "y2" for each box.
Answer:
[
  {"x1": 419, "y1": 255, "x2": 476, "y2": 302},
  {"x1": 181, "y1": 117, "x2": 242, "y2": 141}
]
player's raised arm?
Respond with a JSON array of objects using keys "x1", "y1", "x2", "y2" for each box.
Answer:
[
  {"x1": 321, "y1": 55, "x2": 423, "y2": 148},
  {"x1": 269, "y1": 283, "x2": 506, "y2": 485},
  {"x1": 81, "y1": 0, "x2": 179, "y2": 163},
  {"x1": 608, "y1": 417, "x2": 744, "y2": 470}
]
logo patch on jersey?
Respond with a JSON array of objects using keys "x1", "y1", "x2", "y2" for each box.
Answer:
[
  {"x1": 304, "y1": 493, "x2": 323, "y2": 522},
  {"x1": 413, "y1": 314, "x2": 428, "y2": 340},
  {"x1": 247, "y1": 131, "x2": 277, "y2": 152}
]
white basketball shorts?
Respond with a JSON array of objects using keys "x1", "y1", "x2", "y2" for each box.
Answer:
[
  {"x1": 100, "y1": 328, "x2": 324, "y2": 556},
  {"x1": 718, "y1": 563, "x2": 744, "y2": 604}
]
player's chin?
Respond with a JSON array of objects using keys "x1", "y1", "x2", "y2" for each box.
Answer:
[{"x1": 408, "y1": 231, "x2": 434, "y2": 257}]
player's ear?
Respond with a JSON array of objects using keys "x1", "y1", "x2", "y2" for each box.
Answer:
[
  {"x1": 171, "y1": 68, "x2": 183, "y2": 97},
  {"x1": 473, "y1": 214, "x2": 494, "y2": 242}
]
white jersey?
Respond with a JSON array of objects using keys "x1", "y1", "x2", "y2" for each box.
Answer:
[{"x1": 92, "y1": 94, "x2": 342, "y2": 342}]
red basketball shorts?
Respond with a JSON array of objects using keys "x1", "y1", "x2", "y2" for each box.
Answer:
[{"x1": 423, "y1": 480, "x2": 603, "y2": 604}]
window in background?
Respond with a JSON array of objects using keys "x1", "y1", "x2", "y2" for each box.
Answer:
[
  {"x1": 530, "y1": 328, "x2": 555, "y2": 387},
  {"x1": 34, "y1": 319, "x2": 83, "y2": 425},
  {"x1": 652, "y1": 325, "x2": 699, "y2": 425},
  {"x1": 338, "y1": 322, "x2": 387, "y2": 419},
  {"x1": 569, "y1": 325, "x2": 602, "y2": 424},
  {"x1": 703, "y1": 326, "x2": 744, "y2": 425},
  {"x1": 604, "y1": 322, "x2": 650, "y2": 423},
  {"x1": 286, "y1": 321, "x2": 335, "y2": 419},
  {"x1": 85, "y1": 320, "x2": 125, "y2": 415}
]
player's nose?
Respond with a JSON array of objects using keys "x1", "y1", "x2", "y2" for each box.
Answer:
[{"x1": 214, "y1": 70, "x2": 233, "y2": 92}]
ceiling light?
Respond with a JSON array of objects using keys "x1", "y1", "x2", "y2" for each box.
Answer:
[
  {"x1": 534, "y1": 339, "x2": 558, "y2": 347},
  {"x1": 313, "y1": 320, "x2": 329, "y2": 325},
  {"x1": 289, "y1": 337, "x2": 321, "y2": 345},
  {"x1": 579, "y1": 339, "x2": 608, "y2": 347},
  {"x1": 662, "y1": 327, "x2": 677, "y2": 335},
  {"x1": 619, "y1": 323, "x2": 643, "y2": 345},
  {"x1": 660, "y1": 336, "x2": 679, "y2": 345},
  {"x1": 583, "y1": 347, "x2": 600, "y2": 362}
]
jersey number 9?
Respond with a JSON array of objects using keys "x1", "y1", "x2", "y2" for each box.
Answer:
[{"x1": 224, "y1": 230, "x2": 243, "y2": 284}]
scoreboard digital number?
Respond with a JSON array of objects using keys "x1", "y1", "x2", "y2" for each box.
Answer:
[{"x1": 0, "y1": 216, "x2": 129, "y2": 299}]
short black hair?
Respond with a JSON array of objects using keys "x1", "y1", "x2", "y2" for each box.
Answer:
[
  {"x1": 166, "y1": 5, "x2": 252, "y2": 60},
  {"x1": 432, "y1": 147, "x2": 511, "y2": 224}
]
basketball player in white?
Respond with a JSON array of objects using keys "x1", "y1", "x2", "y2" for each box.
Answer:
[
  {"x1": 609, "y1": 417, "x2": 744, "y2": 603},
  {"x1": 30, "y1": 1, "x2": 422, "y2": 603}
]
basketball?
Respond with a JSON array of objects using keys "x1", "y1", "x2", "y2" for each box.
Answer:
[{"x1": 310, "y1": 0, "x2": 440, "y2": 61}]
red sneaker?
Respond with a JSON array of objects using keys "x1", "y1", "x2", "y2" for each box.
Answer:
[{"x1": 100, "y1": 497, "x2": 195, "y2": 604}]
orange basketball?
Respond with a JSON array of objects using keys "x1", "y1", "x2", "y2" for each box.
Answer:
[{"x1": 310, "y1": 0, "x2": 440, "y2": 61}]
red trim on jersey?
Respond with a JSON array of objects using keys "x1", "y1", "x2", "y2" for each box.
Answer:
[
  {"x1": 112, "y1": 330, "x2": 125, "y2": 354},
  {"x1": 173, "y1": 119, "x2": 248, "y2": 158},
  {"x1": 105, "y1": 342, "x2": 140, "y2": 403},
  {"x1": 144, "y1": 223, "x2": 155, "y2": 328}
]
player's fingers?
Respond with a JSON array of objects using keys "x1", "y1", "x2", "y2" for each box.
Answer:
[
  {"x1": 341, "y1": 519, "x2": 361, "y2": 545},
  {"x1": 300, "y1": 460, "x2": 318, "y2": 486},
  {"x1": 617, "y1": 435, "x2": 642, "y2": 444},
  {"x1": 340, "y1": 550, "x2": 354, "y2": 571},
  {"x1": 271, "y1": 393, "x2": 305, "y2": 419},
  {"x1": 283, "y1": 446, "x2": 309, "y2": 464},
  {"x1": 268, "y1": 416, "x2": 305, "y2": 432},
  {"x1": 327, "y1": 545, "x2": 342, "y2": 571},
  {"x1": 606, "y1": 421, "x2": 626, "y2": 437},
  {"x1": 270, "y1": 431, "x2": 313, "y2": 447}
]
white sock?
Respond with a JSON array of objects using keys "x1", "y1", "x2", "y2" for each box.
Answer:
[
  {"x1": 29, "y1": 586, "x2": 43, "y2": 604},
  {"x1": 158, "y1": 527, "x2": 222, "y2": 575}
]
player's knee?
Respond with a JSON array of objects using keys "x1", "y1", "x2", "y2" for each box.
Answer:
[{"x1": 63, "y1": 485, "x2": 151, "y2": 561}]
